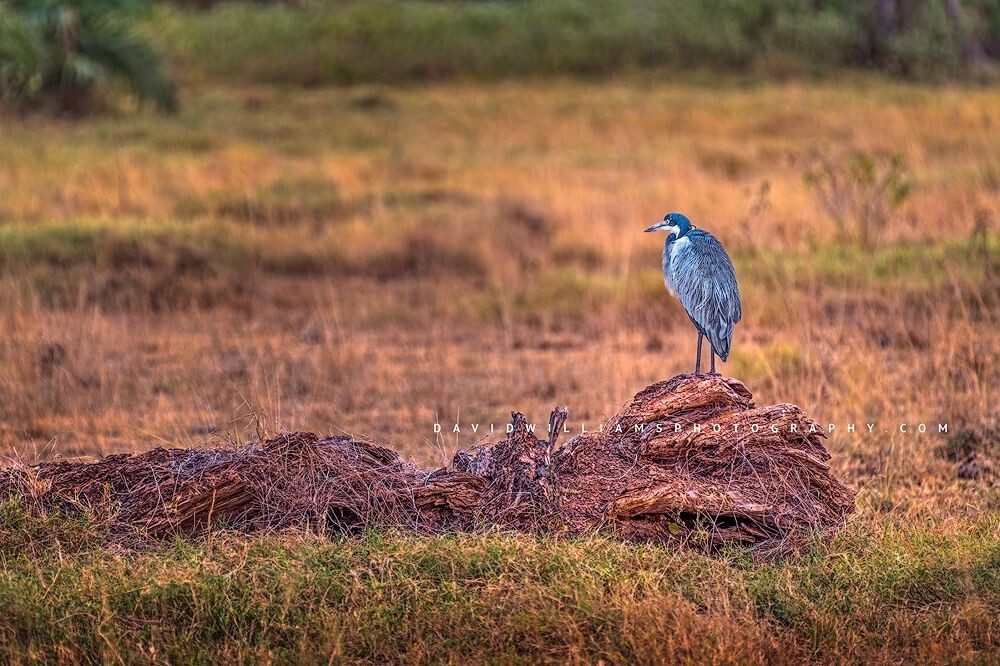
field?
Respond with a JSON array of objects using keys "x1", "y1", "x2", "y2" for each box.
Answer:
[{"x1": 1, "y1": 73, "x2": 998, "y2": 661}]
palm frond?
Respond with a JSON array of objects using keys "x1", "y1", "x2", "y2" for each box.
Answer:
[
  {"x1": 0, "y1": 9, "x2": 43, "y2": 103},
  {"x1": 0, "y1": 0, "x2": 176, "y2": 114},
  {"x1": 79, "y1": 18, "x2": 176, "y2": 111}
]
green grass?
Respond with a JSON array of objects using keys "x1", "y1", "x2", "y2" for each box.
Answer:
[
  {"x1": 1, "y1": 217, "x2": 993, "y2": 321},
  {"x1": 3, "y1": 218, "x2": 990, "y2": 281},
  {"x1": 0, "y1": 218, "x2": 252, "y2": 270},
  {"x1": 736, "y1": 234, "x2": 1000, "y2": 289},
  {"x1": 0, "y1": 502, "x2": 996, "y2": 663},
  {"x1": 0, "y1": 218, "x2": 491, "y2": 309},
  {"x1": 826, "y1": 237, "x2": 996, "y2": 284}
]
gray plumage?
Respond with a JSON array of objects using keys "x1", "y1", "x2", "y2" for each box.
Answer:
[
  {"x1": 663, "y1": 230, "x2": 741, "y2": 359},
  {"x1": 645, "y1": 212, "x2": 741, "y2": 374}
]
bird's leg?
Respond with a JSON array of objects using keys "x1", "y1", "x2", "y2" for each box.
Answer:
[
  {"x1": 695, "y1": 332, "x2": 703, "y2": 375},
  {"x1": 710, "y1": 349, "x2": 716, "y2": 374}
]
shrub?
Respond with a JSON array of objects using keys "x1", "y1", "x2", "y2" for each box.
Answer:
[
  {"x1": 884, "y1": 0, "x2": 962, "y2": 79},
  {"x1": 149, "y1": 0, "x2": 995, "y2": 86},
  {"x1": 804, "y1": 148, "x2": 912, "y2": 250}
]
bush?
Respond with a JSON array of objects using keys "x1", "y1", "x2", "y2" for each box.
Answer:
[
  {"x1": 804, "y1": 148, "x2": 912, "y2": 250},
  {"x1": 767, "y1": 10, "x2": 860, "y2": 69},
  {"x1": 884, "y1": 0, "x2": 962, "y2": 79},
  {"x1": 149, "y1": 0, "x2": 995, "y2": 86},
  {"x1": 0, "y1": 0, "x2": 176, "y2": 114}
]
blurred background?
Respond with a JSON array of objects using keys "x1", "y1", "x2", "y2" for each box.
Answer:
[{"x1": 0, "y1": 0, "x2": 996, "y2": 519}]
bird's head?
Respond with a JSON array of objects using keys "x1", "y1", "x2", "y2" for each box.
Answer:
[{"x1": 644, "y1": 212, "x2": 693, "y2": 240}]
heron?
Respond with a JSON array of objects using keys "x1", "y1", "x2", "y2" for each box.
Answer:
[{"x1": 644, "y1": 212, "x2": 742, "y2": 375}]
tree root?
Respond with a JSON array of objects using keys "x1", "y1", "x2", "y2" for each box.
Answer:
[{"x1": 1, "y1": 374, "x2": 855, "y2": 557}]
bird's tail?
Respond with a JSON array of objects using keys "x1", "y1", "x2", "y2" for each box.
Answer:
[{"x1": 712, "y1": 321, "x2": 734, "y2": 361}]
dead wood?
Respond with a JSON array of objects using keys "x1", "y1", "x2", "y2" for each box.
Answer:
[{"x1": 0, "y1": 374, "x2": 855, "y2": 556}]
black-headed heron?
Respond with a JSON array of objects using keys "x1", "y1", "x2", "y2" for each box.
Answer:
[{"x1": 645, "y1": 212, "x2": 742, "y2": 374}]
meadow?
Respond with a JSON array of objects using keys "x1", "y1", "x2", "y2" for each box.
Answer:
[{"x1": 0, "y1": 69, "x2": 998, "y2": 660}]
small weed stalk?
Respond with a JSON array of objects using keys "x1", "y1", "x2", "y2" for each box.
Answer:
[{"x1": 804, "y1": 148, "x2": 911, "y2": 250}]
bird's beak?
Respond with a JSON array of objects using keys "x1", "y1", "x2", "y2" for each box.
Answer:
[{"x1": 644, "y1": 221, "x2": 669, "y2": 233}]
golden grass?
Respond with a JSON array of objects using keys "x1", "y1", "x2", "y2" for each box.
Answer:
[{"x1": 0, "y1": 78, "x2": 997, "y2": 534}]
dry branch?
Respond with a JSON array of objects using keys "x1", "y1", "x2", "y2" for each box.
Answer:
[{"x1": 0, "y1": 374, "x2": 855, "y2": 556}]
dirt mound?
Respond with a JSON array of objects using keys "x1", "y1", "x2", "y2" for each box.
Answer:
[{"x1": 1, "y1": 374, "x2": 855, "y2": 556}]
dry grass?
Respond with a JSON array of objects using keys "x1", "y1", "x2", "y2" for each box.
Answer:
[
  {"x1": 0, "y1": 76, "x2": 997, "y2": 660},
  {"x1": 1, "y1": 80, "x2": 995, "y2": 482}
]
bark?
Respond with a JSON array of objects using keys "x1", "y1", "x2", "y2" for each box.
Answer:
[{"x1": 874, "y1": 0, "x2": 898, "y2": 42}]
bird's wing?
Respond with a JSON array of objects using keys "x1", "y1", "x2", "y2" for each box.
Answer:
[{"x1": 669, "y1": 232, "x2": 742, "y2": 359}]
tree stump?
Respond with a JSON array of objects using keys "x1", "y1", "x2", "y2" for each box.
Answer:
[{"x1": 1, "y1": 374, "x2": 855, "y2": 556}]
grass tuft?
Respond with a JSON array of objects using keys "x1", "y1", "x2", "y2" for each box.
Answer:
[{"x1": 0, "y1": 512, "x2": 995, "y2": 662}]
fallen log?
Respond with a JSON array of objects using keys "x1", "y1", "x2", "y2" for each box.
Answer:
[{"x1": 0, "y1": 374, "x2": 856, "y2": 556}]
